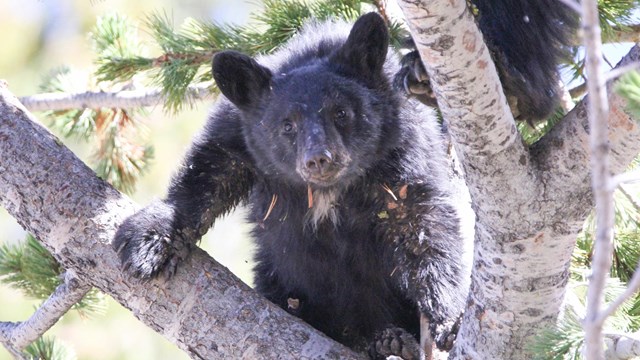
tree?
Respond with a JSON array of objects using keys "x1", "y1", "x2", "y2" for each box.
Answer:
[{"x1": 1, "y1": 0, "x2": 640, "y2": 359}]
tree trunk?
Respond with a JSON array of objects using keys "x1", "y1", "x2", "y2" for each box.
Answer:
[
  {"x1": 396, "y1": 0, "x2": 640, "y2": 358},
  {"x1": 0, "y1": 83, "x2": 363, "y2": 359}
]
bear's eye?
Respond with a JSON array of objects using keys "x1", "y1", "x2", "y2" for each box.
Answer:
[
  {"x1": 283, "y1": 121, "x2": 294, "y2": 133},
  {"x1": 334, "y1": 109, "x2": 347, "y2": 121}
]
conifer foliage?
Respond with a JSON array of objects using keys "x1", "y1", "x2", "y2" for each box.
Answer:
[{"x1": 1, "y1": 0, "x2": 640, "y2": 359}]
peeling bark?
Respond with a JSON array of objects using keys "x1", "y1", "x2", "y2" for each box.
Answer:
[{"x1": 0, "y1": 84, "x2": 362, "y2": 359}]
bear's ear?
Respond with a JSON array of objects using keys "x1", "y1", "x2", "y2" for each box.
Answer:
[
  {"x1": 212, "y1": 51, "x2": 272, "y2": 108},
  {"x1": 330, "y1": 12, "x2": 389, "y2": 78}
]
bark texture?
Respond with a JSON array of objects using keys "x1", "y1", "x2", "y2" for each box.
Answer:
[
  {"x1": 396, "y1": 0, "x2": 640, "y2": 358},
  {"x1": 0, "y1": 270, "x2": 90, "y2": 351},
  {"x1": 0, "y1": 84, "x2": 362, "y2": 359}
]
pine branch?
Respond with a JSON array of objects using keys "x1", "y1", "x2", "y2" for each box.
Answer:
[
  {"x1": 18, "y1": 83, "x2": 213, "y2": 112},
  {"x1": 0, "y1": 270, "x2": 90, "y2": 352},
  {"x1": 583, "y1": 0, "x2": 615, "y2": 357},
  {"x1": 23, "y1": 337, "x2": 74, "y2": 360},
  {"x1": 608, "y1": 24, "x2": 640, "y2": 44},
  {"x1": 91, "y1": 1, "x2": 410, "y2": 112}
]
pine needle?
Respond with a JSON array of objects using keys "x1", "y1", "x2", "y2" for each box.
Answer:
[
  {"x1": 263, "y1": 194, "x2": 278, "y2": 221},
  {"x1": 381, "y1": 183, "x2": 398, "y2": 201}
]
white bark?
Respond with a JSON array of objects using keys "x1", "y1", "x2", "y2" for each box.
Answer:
[
  {"x1": 582, "y1": 0, "x2": 614, "y2": 357},
  {"x1": 604, "y1": 333, "x2": 640, "y2": 360},
  {"x1": 0, "y1": 270, "x2": 90, "y2": 352},
  {"x1": 0, "y1": 83, "x2": 362, "y2": 359},
  {"x1": 18, "y1": 83, "x2": 212, "y2": 112},
  {"x1": 396, "y1": 0, "x2": 640, "y2": 358}
]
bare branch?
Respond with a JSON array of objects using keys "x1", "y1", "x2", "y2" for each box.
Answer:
[
  {"x1": 0, "y1": 270, "x2": 90, "y2": 353},
  {"x1": 612, "y1": 170, "x2": 640, "y2": 188},
  {"x1": 570, "y1": 82, "x2": 588, "y2": 99},
  {"x1": 17, "y1": 83, "x2": 213, "y2": 112},
  {"x1": 597, "y1": 255, "x2": 640, "y2": 324},
  {"x1": 0, "y1": 84, "x2": 363, "y2": 359},
  {"x1": 618, "y1": 184, "x2": 640, "y2": 213},
  {"x1": 606, "y1": 62, "x2": 640, "y2": 83},
  {"x1": 582, "y1": 0, "x2": 614, "y2": 357}
]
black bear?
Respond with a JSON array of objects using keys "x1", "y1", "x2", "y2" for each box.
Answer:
[
  {"x1": 113, "y1": 2, "x2": 575, "y2": 357},
  {"x1": 114, "y1": 13, "x2": 466, "y2": 358}
]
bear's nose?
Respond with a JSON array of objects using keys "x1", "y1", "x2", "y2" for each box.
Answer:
[{"x1": 304, "y1": 149, "x2": 333, "y2": 175}]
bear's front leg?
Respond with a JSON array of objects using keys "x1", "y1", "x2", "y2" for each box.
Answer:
[
  {"x1": 112, "y1": 109, "x2": 255, "y2": 279},
  {"x1": 113, "y1": 200, "x2": 192, "y2": 279},
  {"x1": 379, "y1": 182, "x2": 467, "y2": 354}
]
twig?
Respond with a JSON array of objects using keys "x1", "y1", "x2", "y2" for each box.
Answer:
[
  {"x1": 569, "y1": 83, "x2": 588, "y2": 99},
  {"x1": 0, "y1": 270, "x2": 90, "y2": 353},
  {"x1": 606, "y1": 62, "x2": 640, "y2": 83},
  {"x1": 18, "y1": 83, "x2": 213, "y2": 112},
  {"x1": 618, "y1": 184, "x2": 640, "y2": 213},
  {"x1": 611, "y1": 170, "x2": 640, "y2": 189},
  {"x1": 559, "y1": 79, "x2": 577, "y2": 112},
  {"x1": 372, "y1": 0, "x2": 390, "y2": 25},
  {"x1": 597, "y1": 257, "x2": 640, "y2": 324},
  {"x1": 582, "y1": 0, "x2": 615, "y2": 357}
]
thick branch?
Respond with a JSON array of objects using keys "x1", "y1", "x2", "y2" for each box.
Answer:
[
  {"x1": 397, "y1": 1, "x2": 640, "y2": 358},
  {"x1": 0, "y1": 84, "x2": 362, "y2": 359},
  {"x1": 18, "y1": 83, "x2": 213, "y2": 112},
  {"x1": 396, "y1": 0, "x2": 536, "y2": 235},
  {"x1": 0, "y1": 270, "x2": 90, "y2": 353}
]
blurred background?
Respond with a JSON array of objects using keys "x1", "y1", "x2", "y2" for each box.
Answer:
[
  {"x1": 2, "y1": 1, "x2": 639, "y2": 359},
  {"x1": 0, "y1": 1, "x2": 259, "y2": 359}
]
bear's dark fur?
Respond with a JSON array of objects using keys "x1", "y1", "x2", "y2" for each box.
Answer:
[
  {"x1": 113, "y1": 13, "x2": 466, "y2": 357},
  {"x1": 399, "y1": 0, "x2": 577, "y2": 123}
]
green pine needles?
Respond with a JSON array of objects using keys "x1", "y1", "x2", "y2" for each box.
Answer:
[
  {"x1": 39, "y1": 66, "x2": 153, "y2": 195},
  {"x1": 3, "y1": 0, "x2": 640, "y2": 359},
  {"x1": 91, "y1": 0, "x2": 408, "y2": 112},
  {"x1": 0, "y1": 235, "x2": 104, "y2": 317}
]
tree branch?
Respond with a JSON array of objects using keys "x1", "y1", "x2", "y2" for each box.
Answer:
[
  {"x1": 397, "y1": 0, "x2": 640, "y2": 358},
  {"x1": 597, "y1": 260, "x2": 640, "y2": 326},
  {"x1": 17, "y1": 83, "x2": 213, "y2": 112},
  {"x1": 581, "y1": 0, "x2": 615, "y2": 356},
  {"x1": 0, "y1": 270, "x2": 90, "y2": 354},
  {"x1": 604, "y1": 333, "x2": 640, "y2": 360},
  {"x1": 396, "y1": 0, "x2": 536, "y2": 234},
  {"x1": 608, "y1": 24, "x2": 640, "y2": 44},
  {"x1": 0, "y1": 84, "x2": 362, "y2": 359}
]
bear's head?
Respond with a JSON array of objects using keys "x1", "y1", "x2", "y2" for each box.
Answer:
[{"x1": 212, "y1": 13, "x2": 398, "y2": 191}]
